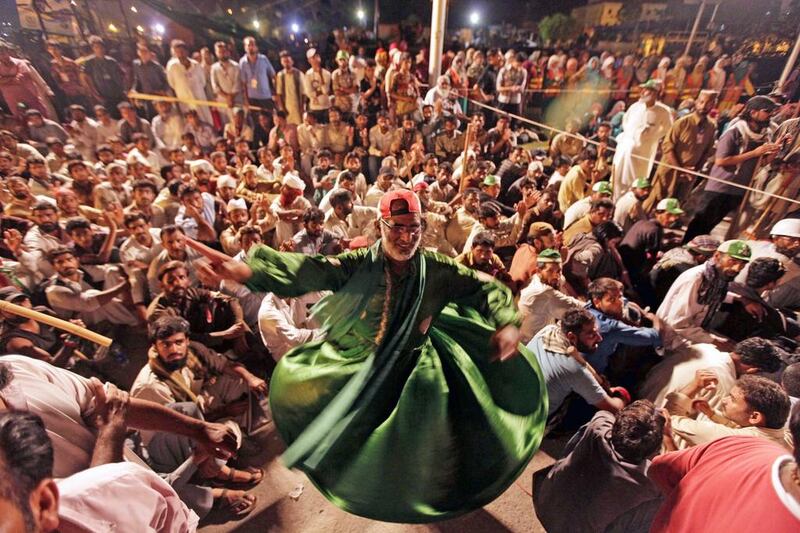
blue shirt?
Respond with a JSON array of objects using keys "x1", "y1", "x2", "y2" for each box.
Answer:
[
  {"x1": 239, "y1": 54, "x2": 276, "y2": 100},
  {"x1": 586, "y1": 306, "x2": 662, "y2": 373},
  {"x1": 527, "y1": 326, "x2": 606, "y2": 415}
]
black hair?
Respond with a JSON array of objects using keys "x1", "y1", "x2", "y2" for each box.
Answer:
[
  {"x1": 329, "y1": 189, "x2": 354, "y2": 208},
  {"x1": 735, "y1": 337, "x2": 784, "y2": 374},
  {"x1": 561, "y1": 308, "x2": 595, "y2": 336},
  {"x1": 610, "y1": 399, "x2": 665, "y2": 463},
  {"x1": 592, "y1": 220, "x2": 624, "y2": 243},
  {"x1": 745, "y1": 257, "x2": 786, "y2": 289},
  {"x1": 149, "y1": 315, "x2": 190, "y2": 343},
  {"x1": 132, "y1": 179, "x2": 158, "y2": 194},
  {"x1": 587, "y1": 277, "x2": 623, "y2": 303},
  {"x1": 473, "y1": 232, "x2": 496, "y2": 249},
  {"x1": 479, "y1": 204, "x2": 500, "y2": 219},
  {"x1": 178, "y1": 184, "x2": 199, "y2": 199},
  {"x1": 338, "y1": 170, "x2": 356, "y2": 183},
  {"x1": 123, "y1": 212, "x2": 149, "y2": 227},
  {"x1": 304, "y1": 207, "x2": 325, "y2": 224},
  {"x1": 156, "y1": 260, "x2": 187, "y2": 281},
  {"x1": 589, "y1": 197, "x2": 614, "y2": 212},
  {"x1": 554, "y1": 155, "x2": 572, "y2": 168},
  {"x1": 167, "y1": 179, "x2": 183, "y2": 197},
  {"x1": 160, "y1": 224, "x2": 185, "y2": 239},
  {"x1": 64, "y1": 217, "x2": 91, "y2": 234},
  {"x1": 45, "y1": 246, "x2": 75, "y2": 263},
  {"x1": 576, "y1": 147, "x2": 598, "y2": 163},
  {"x1": 0, "y1": 411, "x2": 53, "y2": 531},
  {"x1": 782, "y1": 363, "x2": 800, "y2": 399},
  {"x1": 737, "y1": 375, "x2": 791, "y2": 429},
  {"x1": 239, "y1": 226, "x2": 261, "y2": 240},
  {"x1": 791, "y1": 403, "x2": 800, "y2": 464}
]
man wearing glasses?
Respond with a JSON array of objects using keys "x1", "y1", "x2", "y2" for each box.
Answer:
[{"x1": 188, "y1": 189, "x2": 547, "y2": 523}]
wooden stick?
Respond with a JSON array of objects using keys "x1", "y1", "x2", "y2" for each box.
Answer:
[
  {"x1": 458, "y1": 123, "x2": 475, "y2": 193},
  {"x1": 0, "y1": 301, "x2": 112, "y2": 347},
  {"x1": 728, "y1": 154, "x2": 764, "y2": 239}
]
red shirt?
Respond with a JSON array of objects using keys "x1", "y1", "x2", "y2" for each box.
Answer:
[{"x1": 649, "y1": 436, "x2": 800, "y2": 533}]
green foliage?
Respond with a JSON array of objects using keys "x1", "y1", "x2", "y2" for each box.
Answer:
[{"x1": 538, "y1": 13, "x2": 578, "y2": 45}]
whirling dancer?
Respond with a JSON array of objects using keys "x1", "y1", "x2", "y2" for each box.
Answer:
[{"x1": 189, "y1": 189, "x2": 547, "y2": 522}]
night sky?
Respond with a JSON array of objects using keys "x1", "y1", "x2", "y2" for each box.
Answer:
[{"x1": 377, "y1": 0, "x2": 587, "y2": 26}]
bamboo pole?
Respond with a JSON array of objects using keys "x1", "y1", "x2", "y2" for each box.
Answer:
[{"x1": 0, "y1": 301, "x2": 112, "y2": 347}]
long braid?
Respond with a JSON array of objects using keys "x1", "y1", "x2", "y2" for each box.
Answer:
[{"x1": 374, "y1": 267, "x2": 393, "y2": 347}]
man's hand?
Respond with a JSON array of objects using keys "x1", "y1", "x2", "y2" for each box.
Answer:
[
  {"x1": 755, "y1": 142, "x2": 781, "y2": 157},
  {"x1": 742, "y1": 298, "x2": 766, "y2": 321},
  {"x1": 683, "y1": 369, "x2": 719, "y2": 398},
  {"x1": 184, "y1": 203, "x2": 202, "y2": 221},
  {"x1": 691, "y1": 399, "x2": 715, "y2": 418},
  {"x1": 490, "y1": 324, "x2": 520, "y2": 362},
  {"x1": 279, "y1": 240, "x2": 295, "y2": 252},
  {"x1": 3, "y1": 229, "x2": 24, "y2": 256},
  {"x1": 220, "y1": 322, "x2": 248, "y2": 340},
  {"x1": 86, "y1": 378, "x2": 130, "y2": 430},
  {"x1": 195, "y1": 421, "x2": 238, "y2": 460},
  {"x1": 195, "y1": 261, "x2": 223, "y2": 289},
  {"x1": 246, "y1": 375, "x2": 268, "y2": 395}
]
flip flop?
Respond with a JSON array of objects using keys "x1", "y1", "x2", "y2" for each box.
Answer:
[
  {"x1": 211, "y1": 465, "x2": 264, "y2": 488},
  {"x1": 214, "y1": 489, "x2": 257, "y2": 518}
]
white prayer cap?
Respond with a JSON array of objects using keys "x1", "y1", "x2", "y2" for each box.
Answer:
[
  {"x1": 282, "y1": 171, "x2": 306, "y2": 191},
  {"x1": 227, "y1": 198, "x2": 248, "y2": 212},
  {"x1": 217, "y1": 175, "x2": 237, "y2": 189},
  {"x1": 189, "y1": 159, "x2": 213, "y2": 175},
  {"x1": 771, "y1": 219, "x2": 800, "y2": 239},
  {"x1": 528, "y1": 161, "x2": 544, "y2": 174},
  {"x1": 125, "y1": 151, "x2": 149, "y2": 168}
]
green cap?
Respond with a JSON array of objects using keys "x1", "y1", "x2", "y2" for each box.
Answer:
[
  {"x1": 656, "y1": 198, "x2": 684, "y2": 215},
  {"x1": 640, "y1": 79, "x2": 661, "y2": 90},
  {"x1": 632, "y1": 177, "x2": 652, "y2": 189},
  {"x1": 718, "y1": 239, "x2": 752, "y2": 262},
  {"x1": 592, "y1": 181, "x2": 613, "y2": 195},
  {"x1": 537, "y1": 248, "x2": 562, "y2": 263},
  {"x1": 482, "y1": 174, "x2": 499, "y2": 187},
  {"x1": 336, "y1": 50, "x2": 350, "y2": 61}
]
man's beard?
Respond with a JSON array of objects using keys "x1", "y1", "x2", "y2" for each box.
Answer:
[
  {"x1": 161, "y1": 355, "x2": 187, "y2": 372},
  {"x1": 576, "y1": 339, "x2": 598, "y2": 353},
  {"x1": 381, "y1": 226, "x2": 420, "y2": 262},
  {"x1": 39, "y1": 222, "x2": 59, "y2": 233}
]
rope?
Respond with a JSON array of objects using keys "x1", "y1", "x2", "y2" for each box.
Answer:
[
  {"x1": 468, "y1": 98, "x2": 800, "y2": 207},
  {"x1": 125, "y1": 89, "x2": 800, "y2": 207},
  {"x1": 127, "y1": 91, "x2": 270, "y2": 113}
]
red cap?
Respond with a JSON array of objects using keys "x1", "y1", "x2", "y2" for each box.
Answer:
[
  {"x1": 412, "y1": 181, "x2": 428, "y2": 192},
  {"x1": 379, "y1": 189, "x2": 421, "y2": 219}
]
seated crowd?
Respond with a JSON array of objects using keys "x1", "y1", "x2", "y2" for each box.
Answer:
[{"x1": 0, "y1": 31, "x2": 800, "y2": 531}]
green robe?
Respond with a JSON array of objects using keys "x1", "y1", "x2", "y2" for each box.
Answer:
[{"x1": 246, "y1": 242, "x2": 548, "y2": 523}]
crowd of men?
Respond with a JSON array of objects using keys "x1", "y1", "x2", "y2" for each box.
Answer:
[{"x1": 0, "y1": 28, "x2": 800, "y2": 531}]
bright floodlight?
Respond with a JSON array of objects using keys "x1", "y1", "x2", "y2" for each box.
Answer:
[
  {"x1": 291, "y1": 22, "x2": 300, "y2": 33},
  {"x1": 357, "y1": 8, "x2": 366, "y2": 20},
  {"x1": 469, "y1": 11, "x2": 480, "y2": 25},
  {"x1": 153, "y1": 23, "x2": 165, "y2": 35},
  {"x1": 253, "y1": 19, "x2": 260, "y2": 29}
]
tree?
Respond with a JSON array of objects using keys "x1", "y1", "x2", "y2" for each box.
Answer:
[{"x1": 538, "y1": 13, "x2": 578, "y2": 45}]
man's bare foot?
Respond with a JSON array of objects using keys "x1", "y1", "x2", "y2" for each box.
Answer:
[{"x1": 212, "y1": 488, "x2": 257, "y2": 517}]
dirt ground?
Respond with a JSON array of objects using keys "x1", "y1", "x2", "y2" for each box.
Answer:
[{"x1": 199, "y1": 421, "x2": 568, "y2": 533}]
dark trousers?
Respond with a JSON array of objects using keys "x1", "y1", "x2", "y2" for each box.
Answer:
[
  {"x1": 247, "y1": 97, "x2": 274, "y2": 112},
  {"x1": 683, "y1": 191, "x2": 742, "y2": 243}
]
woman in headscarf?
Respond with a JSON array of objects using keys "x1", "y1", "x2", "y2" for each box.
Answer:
[
  {"x1": 447, "y1": 51, "x2": 469, "y2": 112},
  {"x1": 613, "y1": 55, "x2": 636, "y2": 101},
  {"x1": 682, "y1": 55, "x2": 708, "y2": 100},
  {"x1": 706, "y1": 56, "x2": 729, "y2": 92}
]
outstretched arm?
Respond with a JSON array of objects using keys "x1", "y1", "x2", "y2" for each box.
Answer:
[{"x1": 187, "y1": 238, "x2": 364, "y2": 297}]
